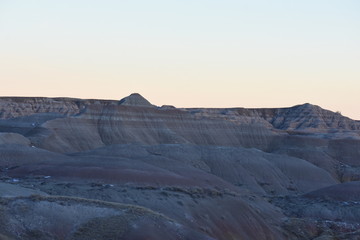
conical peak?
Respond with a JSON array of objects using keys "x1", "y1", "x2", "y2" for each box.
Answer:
[{"x1": 119, "y1": 93, "x2": 153, "y2": 107}]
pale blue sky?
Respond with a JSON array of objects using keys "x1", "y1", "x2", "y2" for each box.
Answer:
[{"x1": 0, "y1": 0, "x2": 359, "y2": 119}]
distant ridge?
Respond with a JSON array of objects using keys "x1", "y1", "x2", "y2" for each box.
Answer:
[{"x1": 0, "y1": 94, "x2": 358, "y2": 127}]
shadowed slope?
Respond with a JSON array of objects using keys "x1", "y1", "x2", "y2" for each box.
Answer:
[{"x1": 304, "y1": 181, "x2": 360, "y2": 201}]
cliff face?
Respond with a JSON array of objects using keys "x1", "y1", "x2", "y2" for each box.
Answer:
[{"x1": 0, "y1": 94, "x2": 359, "y2": 240}]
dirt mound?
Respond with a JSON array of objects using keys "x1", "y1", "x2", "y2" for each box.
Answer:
[{"x1": 0, "y1": 133, "x2": 30, "y2": 146}]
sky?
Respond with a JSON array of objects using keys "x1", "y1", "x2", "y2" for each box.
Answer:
[{"x1": 0, "y1": 0, "x2": 359, "y2": 119}]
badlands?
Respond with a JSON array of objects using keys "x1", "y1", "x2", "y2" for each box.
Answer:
[{"x1": 0, "y1": 93, "x2": 359, "y2": 239}]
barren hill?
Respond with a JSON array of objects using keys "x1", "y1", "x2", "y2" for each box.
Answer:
[{"x1": 0, "y1": 94, "x2": 359, "y2": 239}]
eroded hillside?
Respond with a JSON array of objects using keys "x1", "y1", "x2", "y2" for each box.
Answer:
[{"x1": 0, "y1": 93, "x2": 359, "y2": 239}]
